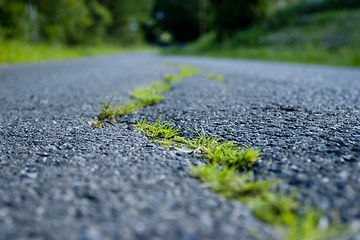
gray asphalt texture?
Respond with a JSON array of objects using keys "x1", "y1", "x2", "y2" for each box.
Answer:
[{"x1": 1, "y1": 53, "x2": 360, "y2": 239}]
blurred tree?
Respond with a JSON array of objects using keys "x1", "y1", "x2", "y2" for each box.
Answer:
[
  {"x1": 1, "y1": 0, "x2": 153, "y2": 45},
  {"x1": 0, "y1": 0, "x2": 32, "y2": 40},
  {"x1": 100, "y1": 0, "x2": 154, "y2": 44},
  {"x1": 207, "y1": 0, "x2": 268, "y2": 38},
  {"x1": 147, "y1": 0, "x2": 201, "y2": 43},
  {"x1": 147, "y1": 0, "x2": 269, "y2": 43},
  {"x1": 35, "y1": 0, "x2": 113, "y2": 44}
]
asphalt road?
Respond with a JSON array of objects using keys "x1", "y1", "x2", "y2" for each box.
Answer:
[{"x1": 1, "y1": 53, "x2": 359, "y2": 239}]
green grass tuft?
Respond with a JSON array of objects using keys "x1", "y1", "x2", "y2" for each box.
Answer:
[
  {"x1": 190, "y1": 163, "x2": 276, "y2": 199},
  {"x1": 164, "y1": 65, "x2": 202, "y2": 83},
  {"x1": 150, "y1": 81, "x2": 173, "y2": 92},
  {"x1": 206, "y1": 73, "x2": 229, "y2": 82},
  {"x1": 190, "y1": 163, "x2": 350, "y2": 240},
  {"x1": 134, "y1": 117, "x2": 260, "y2": 170},
  {"x1": 181, "y1": 129, "x2": 259, "y2": 169},
  {"x1": 135, "y1": 116, "x2": 181, "y2": 140},
  {"x1": 93, "y1": 64, "x2": 200, "y2": 126},
  {"x1": 130, "y1": 87, "x2": 164, "y2": 107},
  {"x1": 88, "y1": 120, "x2": 106, "y2": 128}
]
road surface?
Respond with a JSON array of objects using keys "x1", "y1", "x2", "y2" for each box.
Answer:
[{"x1": 1, "y1": 53, "x2": 359, "y2": 239}]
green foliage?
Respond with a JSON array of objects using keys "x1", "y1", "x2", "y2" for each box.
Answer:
[
  {"x1": 180, "y1": 128, "x2": 259, "y2": 170},
  {"x1": 206, "y1": 73, "x2": 228, "y2": 82},
  {"x1": 148, "y1": 0, "x2": 201, "y2": 42},
  {"x1": 191, "y1": 163, "x2": 350, "y2": 240},
  {"x1": 166, "y1": 9, "x2": 360, "y2": 67},
  {"x1": 190, "y1": 163, "x2": 276, "y2": 199},
  {"x1": 0, "y1": 0, "x2": 154, "y2": 45},
  {"x1": 114, "y1": 100, "x2": 139, "y2": 116},
  {"x1": 135, "y1": 116, "x2": 181, "y2": 140},
  {"x1": 98, "y1": 96, "x2": 117, "y2": 121},
  {"x1": 164, "y1": 65, "x2": 202, "y2": 83},
  {"x1": 98, "y1": 97, "x2": 139, "y2": 122},
  {"x1": 130, "y1": 87, "x2": 164, "y2": 107},
  {"x1": 88, "y1": 120, "x2": 106, "y2": 128},
  {"x1": 0, "y1": 39, "x2": 151, "y2": 64},
  {"x1": 286, "y1": 208, "x2": 349, "y2": 240},
  {"x1": 266, "y1": 0, "x2": 360, "y2": 30},
  {"x1": 207, "y1": 0, "x2": 268, "y2": 38},
  {"x1": 134, "y1": 116, "x2": 259, "y2": 170},
  {"x1": 0, "y1": 0, "x2": 31, "y2": 40},
  {"x1": 130, "y1": 81, "x2": 172, "y2": 107},
  {"x1": 150, "y1": 81, "x2": 172, "y2": 92},
  {"x1": 94, "y1": 64, "x2": 200, "y2": 125},
  {"x1": 100, "y1": 0, "x2": 154, "y2": 44},
  {"x1": 132, "y1": 115, "x2": 350, "y2": 239}
]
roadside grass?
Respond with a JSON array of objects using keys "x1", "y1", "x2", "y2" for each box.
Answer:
[
  {"x1": 135, "y1": 116, "x2": 351, "y2": 240},
  {"x1": 173, "y1": 46, "x2": 360, "y2": 68},
  {"x1": 0, "y1": 39, "x2": 154, "y2": 64},
  {"x1": 165, "y1": 9, "x2": 360, "y2": 67}
]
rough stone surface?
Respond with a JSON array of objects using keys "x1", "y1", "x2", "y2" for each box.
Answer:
[
  {"x1": 1, "y1": 54, "x2": 278, "y2": 240},
  {"x1": 137, "y1": 56, "x2": 360, "y2": 225}
]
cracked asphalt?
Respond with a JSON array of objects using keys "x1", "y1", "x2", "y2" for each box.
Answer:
[{"x1": 1, "y1": 53, "x2": 360, "y2": 239}]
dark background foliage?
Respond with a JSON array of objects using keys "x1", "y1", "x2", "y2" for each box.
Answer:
[{"x1": 1, "y1": 0, "x2": 359, "y2": 45}]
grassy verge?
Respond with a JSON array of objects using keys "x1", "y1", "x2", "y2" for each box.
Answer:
[
  {"x1": 169, "y1": 45, "x2": 360, "y2": 68},
  {"x1": 0, "y1": 40, "x2": 154, "y2": 64},
  {"x1": 165, "y1": 9, "x2": 360, "y2": 67}
]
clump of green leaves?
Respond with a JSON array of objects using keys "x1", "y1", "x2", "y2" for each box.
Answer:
[{"x1": 207, "y1": 72, "x2": 228, "y2": 82}]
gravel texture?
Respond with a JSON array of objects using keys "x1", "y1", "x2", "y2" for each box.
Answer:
[
  {"x1": 1, "y1": 53, "x2": 360, "y2": 239},
  {"x1": 1, "y1": 54, "x2": 278, "y2": 240},
  {"x1": 133, "y1": 56, "x2": 360, "y2": 226}
]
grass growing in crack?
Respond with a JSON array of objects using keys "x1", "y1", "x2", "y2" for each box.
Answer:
[
  {"x1": 129, "y1": 82, "x2": 173, "y2": 107},
  {"x1": 98, "y1": 96, "x2": 117, "y2": 121},
  {"x1": 190, "y1": 163, "x2": 276, "y2": 199},
  {"x1": 164, "y1": 65, "x2": 202, "y2": 83},
  {"x1": 150, "y1": 81, "x2": 172, "y2": 92},
  {"x1": 135, "y1": 116, "x2": 350, "y2": 240},
  {"x1": 134, "y1": 117, "x2": 259, "y2": 170},
  {"x1": 191, "y1": 163, "x2": 350, "y2": 240},
  {"x1": 95, "y1": 82, "x2": 172, "y2": 124},
  {"x1": 135, "y1": 116, "x2": 181, "y2": 140},
  {"x1": 130, "y1": 87, "x2": 164, "y2": 107},
  {"x1": 180, "y1": 128, "x2": 259, "y2": 170},
  {"x1": 93, "y1": 64, "x2": 201, "y2": 126},
  {"x1": 206, "y1": 73, "x2": 229, "y2": 83},
  {"x1": 98, "y1": 98, "x2": 139, "y2": 121},
  {"x1": 88, "y1": 120, "x2": 107, "y2": 128}
]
